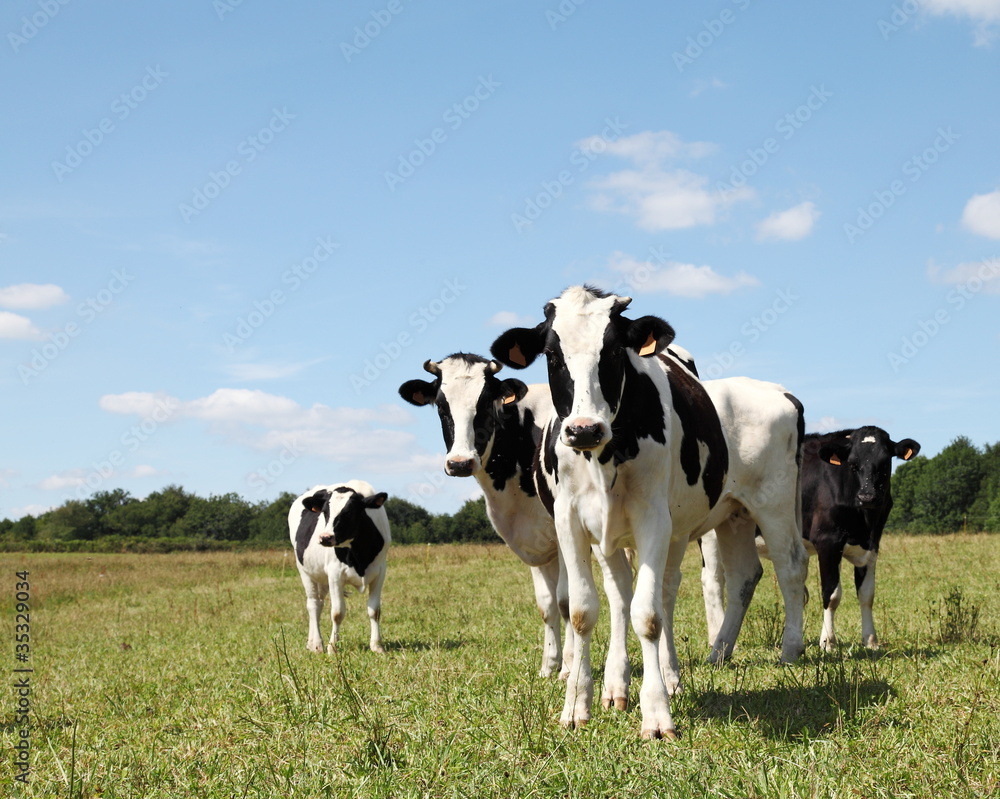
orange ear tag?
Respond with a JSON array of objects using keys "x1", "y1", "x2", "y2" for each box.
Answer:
[
  {"x1": 509, "y1": 344, "x2": 527, "y2": 367},
  {"x1": 903, "y1": 448, "x2": 914, "y2": 460},
  {"x1": 502, "y1": 393, "x2": 517, "y2": 406},
  {"x1": 638, "y1": 332, "x2": 657, "y2": 357},
  {"x1": 829, "y1": 454, "x2": 842, "y2": 466}
]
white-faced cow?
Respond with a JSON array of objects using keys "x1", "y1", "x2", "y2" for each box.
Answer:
[
  {"x1": 288, "y1": 480, "x2": 390, "y2": 654},
  {"x1": 800, "y1": 426, "x2": 920, "y2": 650},
  {"x1": 491, "y1": 286, "x2": 808, "y2": 739},
  {"x1": 399, "y1": 354, "x2": 634, "y2": 705}
]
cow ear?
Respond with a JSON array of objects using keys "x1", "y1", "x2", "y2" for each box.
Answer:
[
  {"x1": 499, "y1": 378, "x2": 528, "y2": 406},
  {"x1": 490, "y1": 324, "x2": 545, "y2": 370},
  {"x1": 626, "y1": 315, "x2": 676, "y2": 357},
  {"x1": 894, "y1": 438, "x2": 920, "y2": 461},
  {"x1": 303, "y1": 489, "x2": 331, "y2": 513},
  {"x1": 819, "y1": 443, "x2": 850, "y2": 467},
  {"x1": 364, "y1": 492, "x2": 388, "y2": 509},
  {"x1": 398, "y1": 378, "x2": 438, "y2": 406}
]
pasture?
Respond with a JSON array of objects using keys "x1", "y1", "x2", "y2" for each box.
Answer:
[{"x1": 3, "y1": 535, "x2": 999, "y2": 798}]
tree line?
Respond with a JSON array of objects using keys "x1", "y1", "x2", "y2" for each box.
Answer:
[{"x1": 1, "y1": 435, "x2": 997, "y2": 551}]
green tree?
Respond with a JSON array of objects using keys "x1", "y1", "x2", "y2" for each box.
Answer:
[
  {"x1": 105, "y1": 485, "x2": 192, "y2": 537},
  {"x1": 249, "y1": 492, "x2": 297, "y2": 543},
  {"x1": 171, "y1": 493, "x2": 255, "y2": 541},
  {"x1": 887, "y1": 455, "x2": 929, "y2": 531},
  {"x1": 449, "y1": 496, "x2": 494, "y2": 542},
  {"x1": 35, "y1": 500, "x2": 101, "y2": 541},
  {"x1": 384, "y1": 497, "x2": 434, "y2": 544},
  {"x1": 911, "y1": 436, "x2": 984, "y2": 533}
]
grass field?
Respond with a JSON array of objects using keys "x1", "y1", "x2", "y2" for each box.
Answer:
[{"x1": 2, "y1": 535, "x2": 999, "y2": 798}]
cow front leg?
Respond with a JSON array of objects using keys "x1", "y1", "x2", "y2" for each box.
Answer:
[
  {"x1": 708, "y1": 517, "x2": 763, "y2": 665},
  {"x1": 817, "y1": 546, "x2": 844, "y2": 651},
  {"x1": 529, "y1": 560, "x2": 563, "y2": 677},
  {"x1": 631, "y1": 521, "x2": 677, "y2": 740},
  {"x1": 326, "y1": 576, "x2": 347, "y2": 654},
  {"x1": 299, "y1": 572, "x2": 327, "y2": 653},
  {"x1": 365, "y1": 566, "x2": 387, "y2": 653},
  {"x1": 855, "y1": 553, "x2": 879, "y2": 649},
  {"x1": 594, "y1": 546, "x2": 632, "y2": 710},
  {"x1": 658, "y1": 534, "x2": 689, "y2": 696},
  {"x1": 557, "y1": 554, "x2": 574, "y2": 680},
  {"x1": 557, "y1": 512, "x2": 598, "y2": 729}
]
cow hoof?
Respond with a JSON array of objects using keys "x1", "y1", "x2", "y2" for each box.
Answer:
[
  {"x1": 601, "y1": 695, "x2": 628, "y2": 711},
  {"x1": 371, "y1": 644, "x2": 386, "y2": 654},
  {"x1": 641, "y1": 727, "x2": 680, "y2": 741},
  {"x1": 864, "y1": 635, "x2": 879, "y2": 650},
  {"x1": 559, "y1": 716, "x2": 589, "y2": 730},
  {"x1": 307, "y1": 642, "x2": 324, "y2": 654},
  {"x1": 326, "y1": 643, "x2": 338, "y2": 655},
  {"x1": 558, "y1": 668, "x2": 571, "y2": 681},
  {"x1": 819, "y1": 638, "x2": 836, "y2": 653}
]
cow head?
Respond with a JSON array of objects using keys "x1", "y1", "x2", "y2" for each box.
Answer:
[
  {"x1": 489, "y1": 286, "x2": 674, "y2": 452},
  {"x1": 819, "y1": 427, "x2": 920, "y2": 510},
  {"x1": 295, "y1": 485, "x2": 387, "y2": 561},
  {"x1": 398, "y1": 354, "x2": 528, "y2": 477}
]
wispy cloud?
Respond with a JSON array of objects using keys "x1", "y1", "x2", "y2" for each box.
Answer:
[
  {"x1": 0, "y1": 311, "x2": 43, "y2": 340},
  {"x1": 487, "y1": 310, "x2": 536, "y2": 327},
  {"x1": 584, "y1": 130, "x2": 752, "y2": 231},
  {"x1": 928, "y1": 257, "x2": 1000, "y2": 294},
  {"x1": 924, "y1": 0, "x2": 1000, "y2": 43},
  {"x1": 606, "y1": 250, "x2": 759, "y2": 298},
  {"x1": 755, "y1": 202, "x2": 820, "y2": 241}
]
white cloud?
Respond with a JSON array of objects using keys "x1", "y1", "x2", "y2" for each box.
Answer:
[
  {"x1": 223, "y1": 356, "x2": 331, "y2": 382},
  {"x1": 755, "y1": 202, "x2": 820, "y2": 242},
  {"x1": 0, "y1": 311, "x2": 43, "y2": 340},
  {"x1": 961, "y1": 189, "x2": 1000, "y2": 239},
  {"x1": 928, "y1": 257, "x2": 1000, "y2": 294},
  {"x1": 128, "y1": 465, "x2": 162, "y2": 478},
  {"x1": 10, "y1": 504, "x2": 53, "y2": 519},
  {"x1": 98, "y1": 388, "x2": 421, "y2": 472},
  {"x1": 38, "y1": 471, "x2": 88, "y2": 491},
  {"x1": 584, "y1": 130, "x2": 752, "y2": 231},
  {"x1": 607, "y1": 251, "x2": 759, "y2": 298},
  {"x1": 0, "y1": 283, "x2": 69, "y2": 310},
  {"x1": 488, "y1": 310, "x2": 536, "y2": 327},
  {"x1": 924, "y1": 0, "x2": 1000, "y2": 43}
]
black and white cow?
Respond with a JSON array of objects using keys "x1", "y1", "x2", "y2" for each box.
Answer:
[
  {"x1": 399, "y1": 355, "x2": 634, "y2": 704},
  {"x1": 800, "y1": 426, "x2": 920, "y2": 650},
  {"x1": 491, "y1": 286, "x2": 808, "y2": 739},
  {"x1": 288, "y1": 480, "x2": 390, "y2": 654}
]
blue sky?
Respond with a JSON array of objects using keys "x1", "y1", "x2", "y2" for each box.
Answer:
[{"x1": 2, "y1": 0, "x2": 999, "y2": 520}]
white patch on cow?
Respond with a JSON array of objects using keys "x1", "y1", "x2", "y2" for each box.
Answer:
[
  {"x1": 861, "y1": 435, "x2": 877, "y2": 444},
  {"x1": 842, "y1": 544, "x2": 871, "y2": 568},
  {"x1": 436, "y1": 359, "x2": 495, "y2": 473}
]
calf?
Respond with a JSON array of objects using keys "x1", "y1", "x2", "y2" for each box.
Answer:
[
  {"x1": 491, "y1": 286, "x2": 808, "y2": 738},
  {"x1": 288, "y1": 480, "x2": 390, "y2": 653},
  {"x1": 801, "y1": 426, "x2": 919, "y2": 650},
  {"x1": 399, "y1": 355, "x2": 633, "y2": 705}
]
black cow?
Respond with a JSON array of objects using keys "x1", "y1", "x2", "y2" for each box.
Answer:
[{"x1": 801, "y1": 426, "x2": 919, "y2": 650}]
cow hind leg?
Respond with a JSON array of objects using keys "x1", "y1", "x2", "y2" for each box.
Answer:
[
  {"x1": 529, "y1": 560, "x2": 563, "y2": 677},
  {"x1": 855, "y1": 554, "x2": 879, "y2": 649},
  {"x1": 754, "y1": 513, "x2": 808, "y2": 663},
  {"x1": 707, "y1": 517, "x2": 763, "y2": 665},
  {"x1": 699, "y1": 530, "x2": 726, "y2": 648},
  {"x1": 658, "y1": 534, "x2": 689, "y2": 696}
]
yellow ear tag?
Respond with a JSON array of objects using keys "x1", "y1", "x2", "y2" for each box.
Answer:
[
  {"x1": 829, "y1": 454, "x2": 842, "y2": 466},
  {"x1": 638, "y1": 332, "x2": 657, "y2": 357},
  {"x1": 903, "y1": 448, "x2": 914, "y2": 460},
  {"x1": 502, "y1": 392, "x2": 517, "y2": 406}
]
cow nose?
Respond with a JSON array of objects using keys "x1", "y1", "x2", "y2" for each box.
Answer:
[
  {"x1": 446, "y1": 458, "x2": 476, "y2": 477},
  {"x1": 318, "y1": 533, "x2": 335, "y2": 547},
  {"x1": 564, "y1": 421, "x2": 607, "y2": 450},
  {"x1": 857, "y1": 492, "x2": 877, "y2": 507}
]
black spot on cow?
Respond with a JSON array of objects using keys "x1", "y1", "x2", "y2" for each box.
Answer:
[
  {"x1": 330, "y1": 490, "x2": 388, "y2": 576},
  {"x1": 295, "y1": 488, "x2": 331, "y2": 565},
  {"x1": 597, "y1": 358, "x2": 666, "y2": 467},
  {"x1": 664, "y1": 361, "x2": 729, "y2": 507},
  {"x1": 784, "y1": 392, "x2": 805, "y2": 466}
]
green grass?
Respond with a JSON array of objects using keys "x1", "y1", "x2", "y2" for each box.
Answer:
[{"x1": 2, "y1": 536, "x2": 999, "y2": 798}]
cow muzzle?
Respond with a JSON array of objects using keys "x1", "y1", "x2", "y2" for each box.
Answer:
[
  {"x1": 318, "y1": 533, "x2": 335, "y2": 547},
  {"x1": 445, "y1": 456, "x2": 479, "y2": 477},
  {"x1": 562, "y1": 419, "x2": 610, "y2": 451}
]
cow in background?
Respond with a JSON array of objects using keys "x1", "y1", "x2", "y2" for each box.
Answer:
[
  {"x1": 798, "y1": 426, "x2": 920, "y2": 650},
  {"x1": 400, "y1": 355, "x2": 634, "y2": 708},
  {"x1": 288, "y1": 480, "x2": 390, "y2": 654}
]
